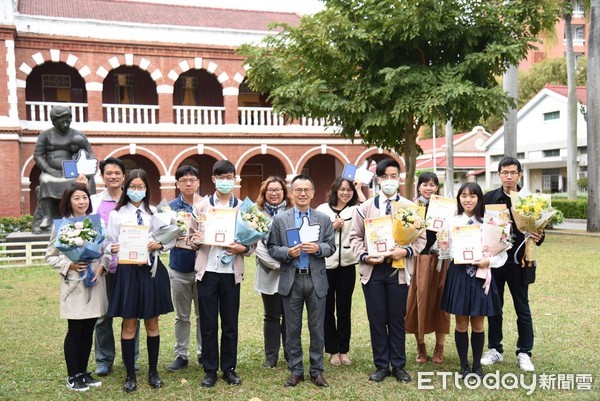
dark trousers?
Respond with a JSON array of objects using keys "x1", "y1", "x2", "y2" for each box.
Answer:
[
  {"x1": 488, "y1": 261, "x2": 534, "y2": 356},
  {"x1": 65, "y1": 318, "x2": 97, "y2": 377},
  {"x1": 261, "y1": 292, "x2": 287, "y2": 363},
  {"x1": 324, "y1": 265, "x2": 355, "y2": 354},
  {"x1": 197, "y1": 272, "x2": 240, "y2": 373},
  {"x1": 362, "y1": 263, "x2": 408, "y2": 370}
]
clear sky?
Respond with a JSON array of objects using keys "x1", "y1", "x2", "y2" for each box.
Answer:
[{"x1": 127, "y1": 0, "x2": 325, "y2": 14}]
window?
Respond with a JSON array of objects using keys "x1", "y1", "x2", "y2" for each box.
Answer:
[
  {"x1": 543, "y1": 111, "x2": 560, "y2": 121},
  {"x1": 180, "y1": 76, "x2": 198, "y2": 106},
  {"x1": 542, "y1": 168, "x2": 561, "y2": 193},
  {"x1": 42, "y1": 74, "x2": 71, "y2": 102},
  {"x1": 490, "y1": 155, "x2": 504, "y2": 162},
  {"x1": 575, "y1": 26, "x2": 585, "y2": 40},
  {"x1": 517, "y1": 152, "x2": 525, "y2": 159},
  {"x1": 578, "y1": 146, "x2": 587, "y2": 155},
  {"x1": 543, "y1": 149, "x2": 560, "y2": 157},
  {"x1": 114, "y1": 74, "x2": 134, "y2": 104}
]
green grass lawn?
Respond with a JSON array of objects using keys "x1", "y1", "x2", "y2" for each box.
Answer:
[{"x1": 0, "y1": 234, "x2": 599, "y2": 400}]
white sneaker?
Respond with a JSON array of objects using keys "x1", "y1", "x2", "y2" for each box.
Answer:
[
  {"x1": 481, "y1": 348, "x2": 504, "y2": 366},
  {"x1": 517, "y1": 353, "x2": 535, "y2": 372}
]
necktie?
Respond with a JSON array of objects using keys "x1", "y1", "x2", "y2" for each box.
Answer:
[
  {"x1": 136, "y1": 209, "x2": 144, "y2": 225},
  {"x1": 385, "y1": 199, "x2": 392, "y2": 216},
  {"x1": 465, "y1": 218, "x2": 476, "y2": 277}
]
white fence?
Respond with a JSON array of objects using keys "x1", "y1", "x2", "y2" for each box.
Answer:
[
  {"x1": 173, "y1": 105, "x2": 225, "y2": 125},
  {"x1": 103, "y1": 104, "x2": 159, "y2": 124},
  {"x1": 25, "y1": 101, "x2": 87, "y2": 123},
  {"x1": 0, "y1": 241, "x2": 48, "y2": 268}
]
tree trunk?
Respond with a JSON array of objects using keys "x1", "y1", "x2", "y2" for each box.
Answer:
[
  {"x1": 403, "y1": 125, "x2": 419, "y2": 200},
  {"x1": 587, "y1": 0, "x2": 600, "y2": 232},
  {"x1": 445, "y1": 120, "x2": 454, "y2": 197},
  {"x1": 565, "y1": 10, "x2": 578, "y2": 199},
  {"x1": 503, "y1": 65, "x2": 519, "y2": 158}
]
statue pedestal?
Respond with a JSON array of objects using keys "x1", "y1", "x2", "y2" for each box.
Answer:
[{"x1": 5, "y1": 232, "x2": 50, "y2": 244}]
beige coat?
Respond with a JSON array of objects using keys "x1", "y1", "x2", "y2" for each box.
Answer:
[{"x1": 46, "y1": 227, "x2": 109, "y2": 320}]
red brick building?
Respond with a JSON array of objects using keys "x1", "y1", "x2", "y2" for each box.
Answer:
[{"x1": 0, "y1": 1, "x2": 405, "y2": 217}]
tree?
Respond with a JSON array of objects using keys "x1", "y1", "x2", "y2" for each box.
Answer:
[
  {"x1": 503, "y1": 65, "x2": 519, "y2": 158},
  {"x1": 239, "y1": 0, "x2": 561, "y2": 199},
  {"x1": 588, "y1": 0, "x2": 600, "y2": 232}
]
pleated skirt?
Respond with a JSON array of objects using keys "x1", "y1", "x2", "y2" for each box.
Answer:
[
  {"x1": 440, "y1": 262, "x2": 501, "y2": 317},
  {"x1": 107, "y1": 259, "x2": 174, "y2": 319}
]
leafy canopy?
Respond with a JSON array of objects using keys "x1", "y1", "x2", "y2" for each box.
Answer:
[{"x1": 240, "y1": 0, "x2": 561, "y2": 154}]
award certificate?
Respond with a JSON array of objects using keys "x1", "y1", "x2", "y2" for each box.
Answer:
[
  {"x1": 175, "y1": 212, "x2": 194, "y2": 250},
  {"x1": 118, "y1": 224, "x2": 150, "y2": 264},
  {"x1": 426, "y1": 195, "x2": 456, "y2": 232},
  {"x1": 204, "y1": 207, "x2": 236, "y2": 246},
  {"x1": 364, "y1": 215, "x2": 394, "y2": 256},
  {"x1": 451, "y1": 225, "x2": 483, "y2": 264}
]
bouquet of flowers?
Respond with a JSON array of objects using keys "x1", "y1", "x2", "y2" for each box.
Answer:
[
  {"x1": 510, "y1": 189, "x2": 556, "y2": 266},
  {"x1": 217, "y1": 197, "x2": 272, "y2": 268},
  {"x1": 391, "y1": 200, "x2": 426, "y2": 268},
  {"x1": 147, "y1": 200, "x2": 189, "y2": 276},
  {"x1": 53, "y1": 214, "x2": 105, "y2": 287}
]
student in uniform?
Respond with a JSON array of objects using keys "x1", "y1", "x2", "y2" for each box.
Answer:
[
  {"x1": 440, "y1": 182, "x2": 504, "y2": 378},
  {"x1": 106, "y1": 169, "x2": 175, "y2": 392}
]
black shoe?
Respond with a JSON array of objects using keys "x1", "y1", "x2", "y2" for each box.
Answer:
[
  {"x1": 148, "y1": 371, "x2": 163, "y2": 389},
  {"x1": 369, "y1": 368, "x2": 390, "y2": 382},
  {"x1": 201, "y1": 372, "x2": 217, "y2": 388},
  {"x1": 262, "y1": 358, "x2": 277, "y2": 368},
  {"x1": 197, "y1": 355, "x2": 203, "y2": 366},
  {"x1": 223, "y1": 369, "x2": 242, "y2": 385},
  {"x1": 81, "y1": 372, "x2": 102, "y2": 387},
  {"x1": 167, "y1": 357, "x2": 189, "y2": 372},
  {"x1": 472, "y1": 366, "x2": 484, "y2": 378},
  {"x1": 123, "y1": 376, "x2": 137, "y2": 393},
  {"x1": 391, "y1": 367, "x2": 412, "y2": 383},
  {"x1": 310, "y1": 372, "x2": 329, "y2": 388},
  {"x1": 284, "y1": 374, "x2": 304, "y2": 387},
  {"x1": 459, "y1": 365, "x2": 471, "y2": 379}
]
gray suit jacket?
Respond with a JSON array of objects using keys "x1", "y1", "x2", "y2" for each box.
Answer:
[{"x1": 267, "y1": 208, "x2": 335, "y2": 298}]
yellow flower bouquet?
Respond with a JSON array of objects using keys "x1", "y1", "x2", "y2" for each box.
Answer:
[
  {"x1": 391, "y1": 200, "x2": 426, "y2": 268},
  {"x1": 510, "y1": 190, "x2": 556, "y2": 266}
]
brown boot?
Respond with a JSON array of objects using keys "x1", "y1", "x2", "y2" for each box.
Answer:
[
  {"x1": 415, "y1": 343, "x2": 427, "y2": 363},
  {"x1": 432, "y1": 343, "x2": 444, "y2": 364}
]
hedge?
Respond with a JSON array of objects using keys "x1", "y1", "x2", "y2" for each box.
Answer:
[
  {"x1": 0, "y1": 215, "x2": 34, "y2": 240},
  {"x1": 551, "y1": 199, "x2": 588, "y2": 219}
]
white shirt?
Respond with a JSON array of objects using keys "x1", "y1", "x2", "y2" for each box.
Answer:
[{"x1": 106, "y1": 202, "x2": 156, "y2": 245}]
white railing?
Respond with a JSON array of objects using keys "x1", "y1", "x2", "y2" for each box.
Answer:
[
  {"x1": 300, "y1": 116, "x2": 329, "y2": 127},
  {"x1": 173, "y1": 106, "x2": 225, "y2": 125},
  {"x1": 26, "y1": 101, "x2": 87, "y2": 123},
  {"x1": 239, "y1": 107, "x2": 286, "y2": 126},
  {"x1": 0, "y1": 241, "x2": 48, "y2": 268},
  {"x1": 103, "y1": 103, "x2": 159, "y2": 124}
]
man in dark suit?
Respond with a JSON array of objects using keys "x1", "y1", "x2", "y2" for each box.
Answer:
[{"x1": 267, "y1": 175, "x2": 335, "y2": 388}]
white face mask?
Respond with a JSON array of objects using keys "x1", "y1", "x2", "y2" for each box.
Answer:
[{"x1": 380, "y1": 179, "x2": 399, "y2": 195}]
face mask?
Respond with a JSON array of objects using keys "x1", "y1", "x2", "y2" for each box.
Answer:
[
  {"x1": 380, "y1": 179, "x2": 399, "y2": 195},
  {"x1": 127, "y1": 189, "x2": 146, "y2": 202},
  {"x1": 216, "y1": 179, "x2": 235, "y2": 194}
]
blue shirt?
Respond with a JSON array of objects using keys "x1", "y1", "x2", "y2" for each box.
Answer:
[
  {"x1": 293, "y1": 207, "x2": 310, "y2": 269},
  {"x1": 168, "y1": 194, "x2": 196, "y2": 273}
]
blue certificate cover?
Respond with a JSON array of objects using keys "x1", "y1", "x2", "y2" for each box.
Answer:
[
  {"x1": 286, "y1": 228, "x2": 301, "y2": 247},
  {"x1": 342, "y1": 163, "x2": 357, "y2": 180}
]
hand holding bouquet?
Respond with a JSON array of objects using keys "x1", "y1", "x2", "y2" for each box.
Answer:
[
  {"x1": 54, "y1": 214, "x2": 105, "y2": 287},
  {"x1": 510, "y1": 190, "x2": 556, "y2": 266},
  {"x1": 391, "y1": 200, "x2": 426, "y2": 268}
]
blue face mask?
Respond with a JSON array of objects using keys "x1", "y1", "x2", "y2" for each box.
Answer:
[
  {"x1": 127, "y1": 189, "x2": 146, "y2": 202},
  {"x1": 215, "y1": 179, "x2": 235, "y2": 195}
]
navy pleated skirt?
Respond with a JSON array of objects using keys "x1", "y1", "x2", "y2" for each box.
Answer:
[
  {"x1": 440, "y1": 262, "x2": 501, "y2": 317},
  {"x1": 108, "y1": 259, "x2": 174, "y2": 319}
]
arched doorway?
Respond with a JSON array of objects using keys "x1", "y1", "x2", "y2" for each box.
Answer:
[
  {"x1": 239, "y1": 154, "x2": 286, "y2": 201},
  {"x1": 102, "y1": 66, "x2": 158, "y2": 123}
]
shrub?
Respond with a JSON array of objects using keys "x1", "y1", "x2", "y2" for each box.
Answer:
[
  {"x1": 577, "y1": 177, "x2": 588, "y2": 190},
  {"x1": 551, "y1": 199, "x2": 588, "y2": 219},
  {"x1": 0, "y1": 215, "x2": 34, "y2": 240}
]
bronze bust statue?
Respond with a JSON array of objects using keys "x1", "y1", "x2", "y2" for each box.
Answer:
[{"x1": 32, "y1": 106, "x2": 96, "y2": 234}]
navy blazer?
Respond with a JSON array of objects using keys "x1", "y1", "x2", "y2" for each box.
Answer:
[{"x1": 267, "y1": 207, "x2": 335, "y2": 298}]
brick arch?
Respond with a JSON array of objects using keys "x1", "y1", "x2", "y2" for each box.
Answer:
[
  {"x1": 20, "y1": 155, "x2": 37, "y2": 181},
  {"x1": 354, "y1": 147, "x2": 406, "y2": 171},
  {"x1": 105, "y1": 146, "x2": 168, "y2": 176},
  {"x1": 95, "y1": 54, "x2": 163, "y2": 88},
  {"x1": 295, "y1": 146, "x2": 350, "y2": 174},
  {"x1": 17, "y1": 50, "x2": 94, "y2": 83},
  {"x1": 167, "y1": 146, "x2": 228, "y2": 176},
  {"x1": 166, "y1": 58, "x2": 230, "y2": 89},
  {"x1": 234, "y1": 146, "x2": 294, "y2": 177}
]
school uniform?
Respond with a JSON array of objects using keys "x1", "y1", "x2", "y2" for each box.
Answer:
[{"x1": 440, "y1": 214, "x2": 504, "y2": 317}]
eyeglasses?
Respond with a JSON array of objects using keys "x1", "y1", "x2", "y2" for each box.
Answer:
[
  {"x1": 214, "y1": 174, "x2": 235, "y2": 180},
  {"x1": 129, "y1": 186, "x2": 146, "y2": 191},
  {"x1": 266, "y1": 188, "x2": 283, "y2": 194},
  {"x1": 499, "y1": 171, "x2": 520, "y2": 177},
  {"x1": 178, "y1": 178, "x2": 199, "y2": 184},
  {"x1": 293, "y1": 188, "x2": 314, "y2": 194}
]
